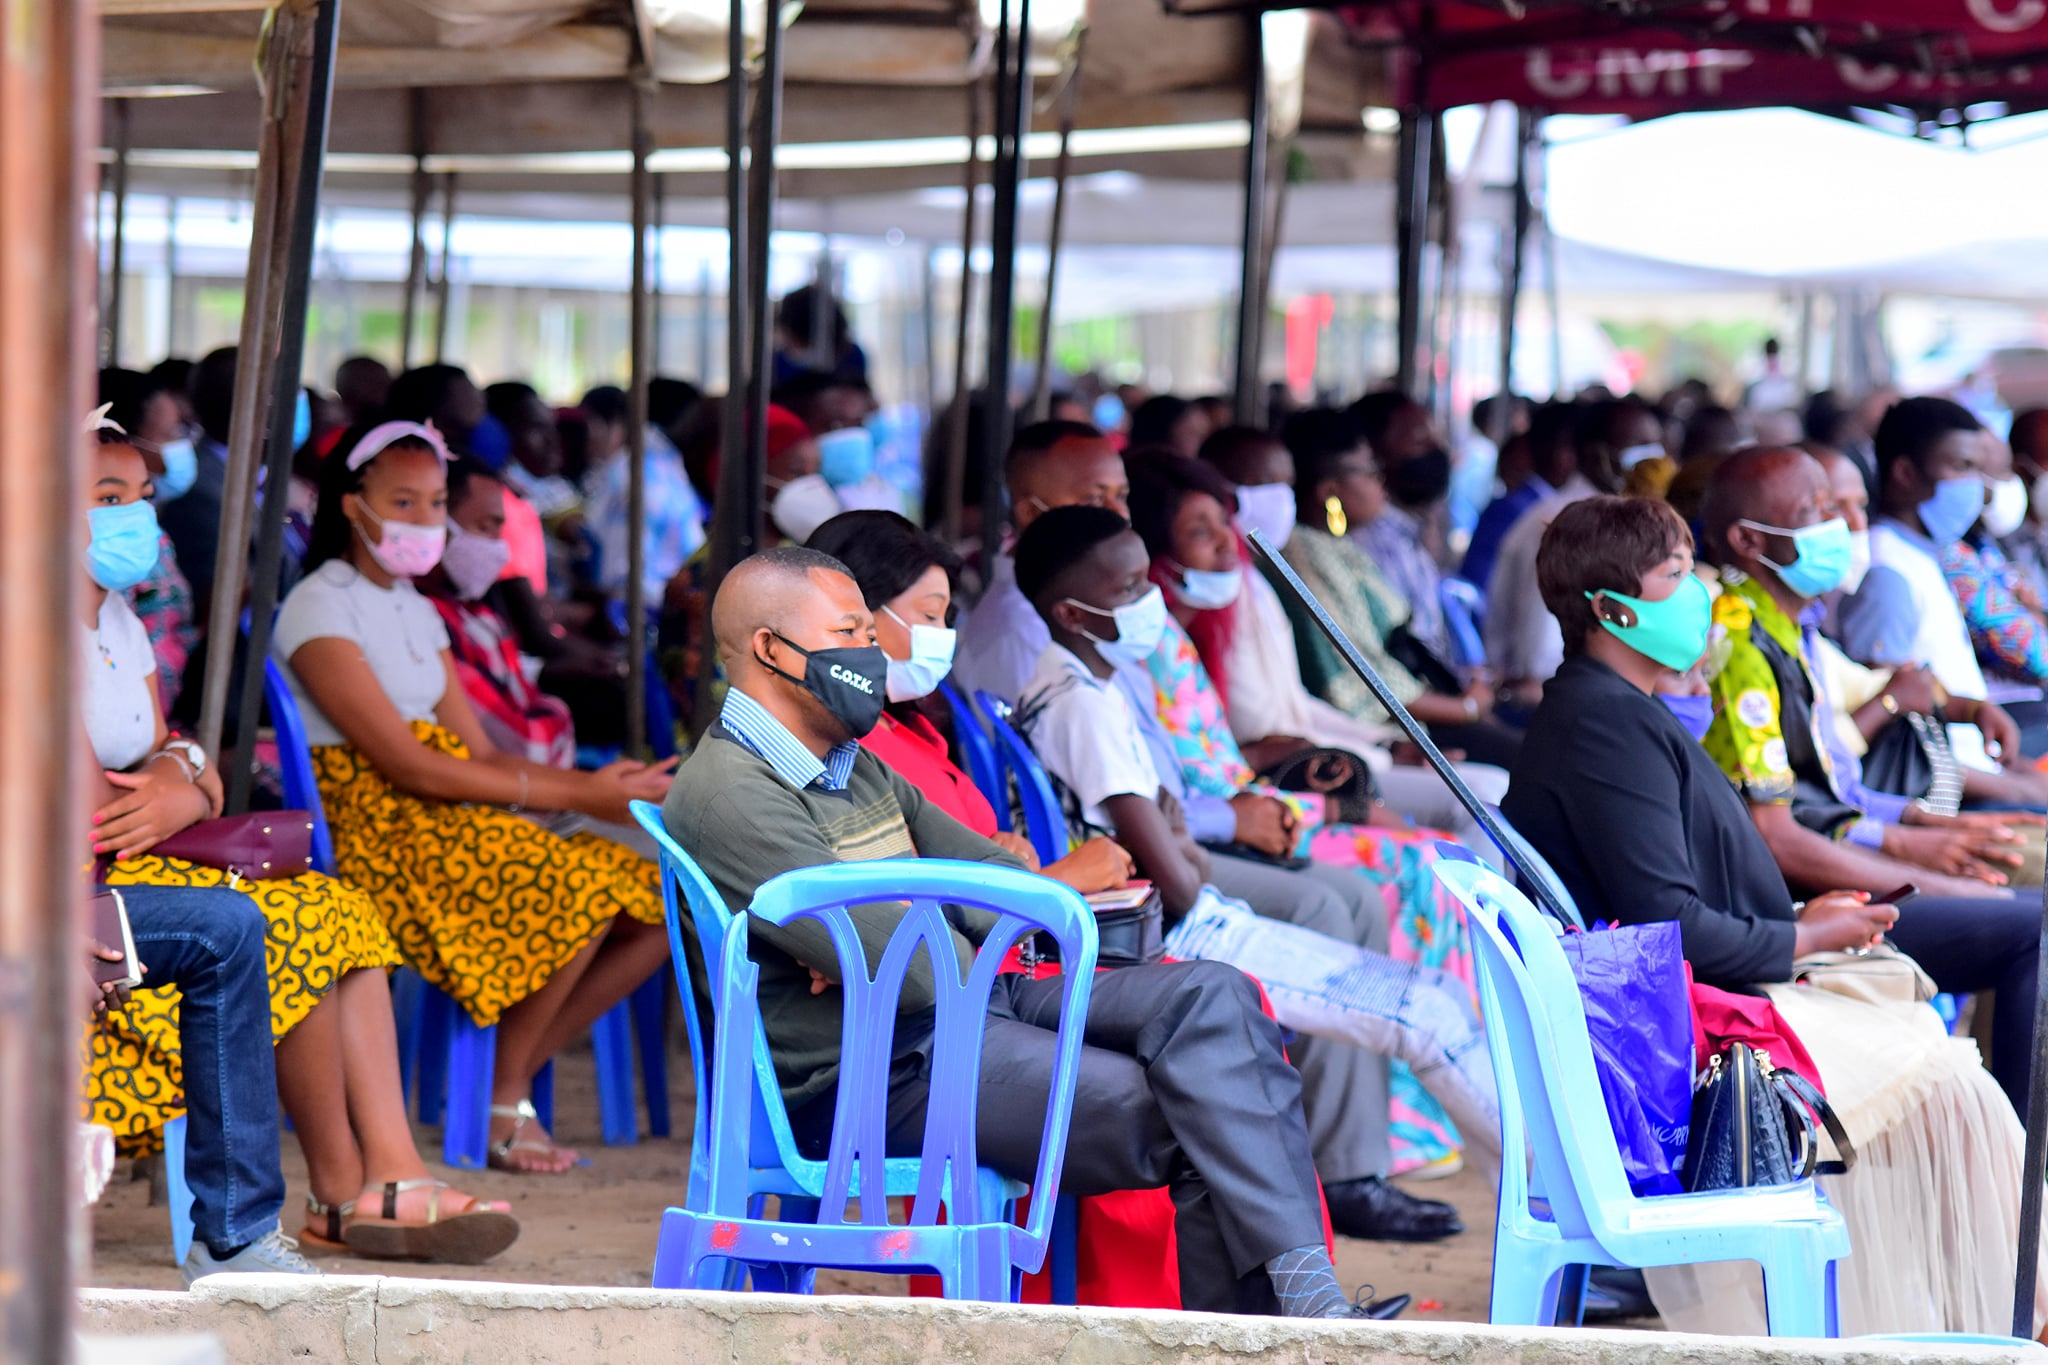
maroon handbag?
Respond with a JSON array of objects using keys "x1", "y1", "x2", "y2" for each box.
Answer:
[{"x1": 148, "y1": 812, "x2": 317, "y2": 883}]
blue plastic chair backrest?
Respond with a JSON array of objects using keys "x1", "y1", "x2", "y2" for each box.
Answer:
[
  {"x1": 1439, "y1": 578, "x2": 1488, "y2": 670},
  {"x1": 938, "y1": 681, "x2": 1008, "y2": 832},
  {"x1": 263, "y1": 658, "x2": 338, "y2": 876},
  {"x1": 629, "y1": 800, "x2": 804, "y2": 1186},
  {"x1": 974, "y1": 691, "x2": 1069, "y2": 866},
  {"x1": 1432, "y1": 859, "x2": 1633, "y2": 1240},
  {"x1": 719, "y1": 858, "x2": 1097, "y2": 1255}
]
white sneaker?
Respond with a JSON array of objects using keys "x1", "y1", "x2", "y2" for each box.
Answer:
[{"x1": 182, "y1": 1225, "x2": 323, "y2": 1287}]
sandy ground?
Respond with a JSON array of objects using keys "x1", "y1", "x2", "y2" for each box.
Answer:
[{"x1": 88, "y1": 1038, "x2": 1530, "y2": 1324}]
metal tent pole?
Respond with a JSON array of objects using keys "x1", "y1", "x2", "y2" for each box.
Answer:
[
  {"x1": 1393, "y1": 80, "x2": 1433, "y2": 403},
  {"x1": 625, "y1": 83, "x2": 653, "y2": 757},
  {"x1": 695, "y1": 0, "x2": 755, "y2": 737},
  {"x1": 651, "y1": 171, "x2": 666, "y2": 376},
  {"x1": 228, "y1": 0, "x2": 342, "y2": 815},
  {"x1": 939, "y1": 74, "x2": 985, "y2": 545},
  {"x1": 697, "y1": 258, "x2": 713, "y2": 383},
  {"x1": 194, "y1": 6, "x2": 308, "y2": 760},
  {"x1": 432, "y1": 172, "x2": 458, "y2": 363},
  {"x1": 980, "y1": 0, "x2": 1031, "y2": 530},
  {"x1": 743, "y1": 0, "x2": 785, "y2": 527},
  {"x1": 105, "y1": 98, "x2": 131, "y2": 368},
  {"x1": 1494, "y1": 108, "x2": 1532, "y2": 444},
  {"x1": 1232, "y1": 15, "x2": 1267, "y2": 424},
  {"x1": 0, "y1": 0, "x2": 94, "y2": 1354},
  {"x1": 400, "y1": 89, "x2": 429, "y2": 370},
  {"x1": 1029, "y1": 27, "x2": 1084, "y2": 424},
  {"x1": 164, "y1": 196, "x2": 183, "y2": 358},
  {"x1": 2014, "y1": 887, "x2": 2048, "y2": 1336},
  {"x1": 809, "y1": 233, "x2": 835, "y2": 372}
]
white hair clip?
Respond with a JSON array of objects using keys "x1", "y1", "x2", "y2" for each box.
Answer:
[{"x1": 85, "y1": 403, "x2": 127, "y2": 436}]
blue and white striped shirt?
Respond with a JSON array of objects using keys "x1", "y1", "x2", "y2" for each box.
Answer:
[{"x1": 718, "y1": 688, "x2": 859, "y2": 793}]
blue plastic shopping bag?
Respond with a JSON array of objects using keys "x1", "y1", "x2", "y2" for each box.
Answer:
[{"x1": 1558, "y1": 920, "x2": 1694, "y2": 1196}]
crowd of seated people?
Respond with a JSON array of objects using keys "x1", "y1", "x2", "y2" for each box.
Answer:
[{"x1": 76, "y1": 327, "x2": 2048, "y2": 1337}]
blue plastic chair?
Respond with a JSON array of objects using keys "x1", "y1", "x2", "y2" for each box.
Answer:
[
  {"x1": 1430, "y1": 858, "x2": 1849, "y2": 1335},
  {"x1": 1440, "y1": 577, "x2": 1488, "y2": 671},
  {"x1": 1436, "y1": 808, "x2": 1589, "y2": 933},
  {"x1": 938, "y1": 681, "x2": 1008, "y2": 831},
  {"x1": 634, "y1": 802, "x2": 1065, "y2": 1296},
  {"x1": 663, "y1": 855, "x2": 1097, "y2": 1299},
  {"x1": 262, "y1": 658, "x2": 665, "y2": 1167},
  {"x1": 973, "y1": 692, "x2": 1070, "y2": 867},
  {"x1": 165, "y1": 1114, "x2": 195, "y2": 1265}
]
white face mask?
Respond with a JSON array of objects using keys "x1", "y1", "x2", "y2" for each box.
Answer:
[
  {"x1": 880, "y1": 606, "x2": 957, "y2": 702},
  {"x1": 441, "y1": 520, "x2": 512, "y2": 600},
  {"x1": 1169, "y1": 561, "x2": 1242, "y2": 610},
  {"x1": 1065, "y1": 584, "x2": 1168, "y2": 667},
  {"x1": 1839, "y1": 527, "x2": 1872, "y2": 594},
  {"x1": 1233, "y1": 482, "x2": 1295, "y2": 550},
  {"x1": 769, "y1": 474, "x2": 842, "y2": 544},
  {"x1": 1983, "y1": 473, "x2": 2030, "y2": 539}
]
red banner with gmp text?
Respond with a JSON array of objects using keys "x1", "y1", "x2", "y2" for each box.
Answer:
[{"x1": 1420, "y1": 36, "x2": 2048, "y2": 116}]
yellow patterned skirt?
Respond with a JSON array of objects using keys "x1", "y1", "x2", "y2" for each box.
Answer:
[
  {"x1": 87, "y1": 857, "x2": 402, "y2": 1155},
  {"x1": 311, "y1": 721, "x2": 664, "y2": 1029}
]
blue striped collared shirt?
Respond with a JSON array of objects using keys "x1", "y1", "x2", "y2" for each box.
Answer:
[{"x1": 718, "y1": 688, "x2": 859, "y2": 793}]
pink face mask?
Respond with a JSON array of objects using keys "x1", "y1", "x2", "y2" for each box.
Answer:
[{"x1": 356, "y1": 505, "x2": 447, "y2": 578}]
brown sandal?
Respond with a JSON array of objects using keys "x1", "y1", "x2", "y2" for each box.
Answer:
[
  {"x1": 341, "y1": 1178, "x2": 520, "y2": 1265},
  {"x1": 299, "y1": 1193, "x2": 355, "y2": 1256}
]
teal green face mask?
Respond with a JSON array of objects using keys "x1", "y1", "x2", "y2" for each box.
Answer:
[{"x1": 1585, "y1": 573, "x2": 1712, "y2": 673}]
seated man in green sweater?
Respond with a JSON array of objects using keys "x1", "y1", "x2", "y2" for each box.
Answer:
[{"x1": 664, "y1": 546, "x2": 1382, "y2": 1318}]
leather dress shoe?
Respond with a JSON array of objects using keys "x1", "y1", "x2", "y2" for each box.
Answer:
[
  {"x1": 1349, "y1": 1289, "x2": 1411, "y2": 1320},
  {"x1": 1322, "y1": 1176, "x2": 1464, "y2": 1243}
]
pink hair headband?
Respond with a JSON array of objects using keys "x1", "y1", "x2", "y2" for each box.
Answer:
[{"x1": 346, "y1": 420, "x2": 451, "y2": 471}]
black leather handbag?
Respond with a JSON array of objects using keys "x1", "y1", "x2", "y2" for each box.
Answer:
[
  {"x1": 1681, "y1": 1043, "x2": 1855, "y2": 1192},
  {"x1": 1023, "y1": 884, "x2": 1165, "y2": 971},
  {"x1": 1085, "y1": 884, "x2": 1166, "y2": 968}
]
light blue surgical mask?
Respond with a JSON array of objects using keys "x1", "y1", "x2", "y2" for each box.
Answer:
[
  {"x1": 293, "y1": 389, "x2": 312, "y2": 451},
  {"x1": 86, "y1": 500, "x2": 162, "y2": 591},
  {"x1": 152, "y1": 437, "x2": 198, "y2": 502},
  {"x1": 1066, "y1": 584, "x2": 1168, "y2": 667},
  {"x1": 1658, "y1": 692, "x2": 1714, "y2": 742},
  {"x1": 1917, "y1": 475, "x2": 1985, "y2": 546},
  {"x1": 1740, "y1": 515, "x2": 1852, "y2": 599},
  {"x1": 1092, "y1": 394, "x2": 1126, "y2": 432},
  {"x1": 881, "y1": 606, "x2": 957, "y2": 703},
  {"x1": 817, "y1": 425, "x2": 876, "y2": 489},
  {"x1": 1169, "y1": 561, "x2": 1242, "y2": 610}
]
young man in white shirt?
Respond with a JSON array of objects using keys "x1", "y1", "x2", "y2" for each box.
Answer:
[{"x1": 1011, "y1": 505, "x2": 1504, "y2": 1238}]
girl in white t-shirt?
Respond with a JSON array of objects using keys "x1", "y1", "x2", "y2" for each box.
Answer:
[
  {"x1": 277, "y1": 422, "x2": 673, "y2": 1174},
  {"x1": 83, "y1": 419, "x2": 516, "y2": 1263}
]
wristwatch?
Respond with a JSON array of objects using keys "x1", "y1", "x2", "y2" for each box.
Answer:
[{"x1": 159, "y1": 738, "x2": 208, "y2": 781}]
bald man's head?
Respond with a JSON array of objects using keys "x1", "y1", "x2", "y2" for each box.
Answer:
[
  {"x1": 712, "y1": 546, "x2": 882, "y2": 745},
  {"x1": 1702, "y1": 445, "x2": 1831, "y2": 578},
  {"x1": 713, "y1": 547, "x2": 863, "y2": 674}
]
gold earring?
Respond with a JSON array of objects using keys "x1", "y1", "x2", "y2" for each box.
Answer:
[{"x1": 1324, "y1": 495, "x2": 1348, "y2": 538}]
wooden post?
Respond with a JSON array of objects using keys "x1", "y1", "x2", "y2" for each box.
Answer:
[
  {"x1": 193, "y1": 2, "x2": 309, "y2": 760},
  {"x1": 228, "y1": 0, "x2": 343, "y2": 815},
  {"x1": 432, "y1": 171, "x2": 457, "y2": 362}
]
